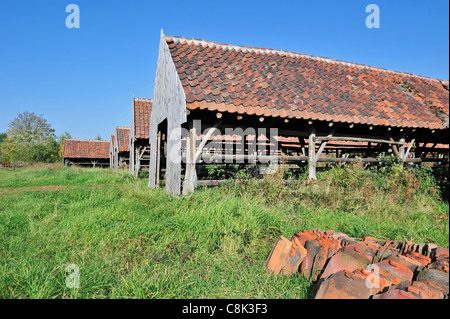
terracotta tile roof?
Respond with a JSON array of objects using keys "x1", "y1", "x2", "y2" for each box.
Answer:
[
  {"x1": 166, "y1": 35, "x2": 449, "y2": 130},
  {"x1": 116, "y1": 127, "x2": 130, "y2": 152},
  {"x1": 64, "y1": 139, "x2": 110, "y2": 159},
  {"x1": 133, "y1": 98, "x2": 152, "y2": 140}
]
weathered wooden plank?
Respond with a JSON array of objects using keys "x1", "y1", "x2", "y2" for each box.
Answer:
[
  {"x1": 386, "y1": 132, "x2": 401, "y2": 157},
  {"x1": 129, "y1": 102, "x2": 135, "y2": 175},
  {"x1": 194, "y1": 154, "x2": 308, "y2": 163},
  {"x1": 403, "y1": 139, "x2": 415, "y2": 161},
  {"x1": 183, "y1": 120, "x2": 198, "y2": 194},
  {"x1": 194, "y1": 155, "x2": 447, "y2": 164},
  {"x1": 138, "y1": 146, "x2": 148, "y2": 160},
  {"x1": 134, "y1": 148, "x2": 139, "y2": 176},
  {"x1": 308, "y1": 128, "x2": 317, "y2": 180},
  {"x1": 156, "y1": 131, "x2": 161, "y2": 186},
  {"x1": 315, "y1": 135, "x2": 405, "y2": 145},
  {"x1": 315, "y1": 130, "x2": 334, "y2": 161},
  {"x1": 148, "y1": 29, "x2": 187, "y2": 196},
  {"x1": 399, "y1": 137, "x2": 406, "y2": 160}
]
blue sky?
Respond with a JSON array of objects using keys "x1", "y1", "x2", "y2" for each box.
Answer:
[{"x1": 0, "y1": 0, "x2": 448, "y2": 140}]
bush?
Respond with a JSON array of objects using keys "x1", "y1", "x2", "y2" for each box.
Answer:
[
  {"x1": 224, "y1": 158, "x2": 445, "y2": 209},
  {"x1": 14, "y1": 138, "x2": 60, "y2": 163}
]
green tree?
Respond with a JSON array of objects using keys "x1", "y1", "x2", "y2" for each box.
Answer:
[
  {"x1": 0, "y1": 132, "x2": 7, "y2": 160},
  {"x1": 57, "y1": 132, "x2": 73, "y2": 160},
  {"x1": 14, "y1": 137, "x2": 59, "y2": 163},
  {"x1": 0, "y1": 136, "x2": 17, "y2": 162},
  {"x1": 0, "y1": 132, "x2": 6, "y2": 144},
  {"x1": 4, "y1": 112, "x2": 59, "y2": 163},
  {"x1": 7, "y1": 111, "x2": 55, "y2": 144}
]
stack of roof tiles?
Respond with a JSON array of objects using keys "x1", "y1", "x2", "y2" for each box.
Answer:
[
  {"x1": 133, "y1": 98, "x2": 152, "y2": 140},
  {"x1": 266, "y1": 229, "x2": 449, "y2": 299},
  {"x1": 0, "y1": 162, "x2": 11, "y2": 168},
  {"x1": 167, "y1": 35, "x2": 449, "y2": 130},
  {"x1": 64, "y1": 139, "x2": 110, "y2": 159}
]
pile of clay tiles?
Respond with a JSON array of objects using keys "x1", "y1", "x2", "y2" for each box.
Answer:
[{"x1": 265, "y1": 229, "x2": 449, "y2": 299}]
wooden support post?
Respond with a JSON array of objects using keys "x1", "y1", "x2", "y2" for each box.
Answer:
[
  {"x1": 135, "y1": 148, "x2": 140, "y2": 177},
  {"x1": 129, "y1": 138, "x2": 134, "y2": 175},
  {"x1": 315, "y1": 135, "x2": 404, "y2": 145},
  {"x1": 341, "y1": 153, "x2": 349, "y2": 167},
  {"x1": 197, "y1": 154, "x2": 307, "y2": 163},
  {"x1": 386, "y1": 132, "x2": 400, "y2": 157},
  {"x1": 183, "y1": 120, "x2": 198, "y2": 195},
  {"x1": 244, "y1": 134, "x2": 248, "y2": 157},
  {"x1": 156, "y1": 131, "x2": 162, "y2": 187},
  {"x1": 300, "y1": 138, "x2": 307, "y2": 157},
  {"x1": 308, "y1": 128, "x2": 317, "y2": 180},
  {"x1": 403, "y1": 139, "x2": 415, "y2": 161},
  {"x1": 315, "y1": 130, "x2": 334, "y2": 161},
  {"x1": 399, "y1": 137, "x2": 406, "y2": 160}
]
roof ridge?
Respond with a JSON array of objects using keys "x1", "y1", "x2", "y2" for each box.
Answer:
[
  {"x1": 133, "y1": 97, "x2": 153, "y2": 102},
  {"x1": 66, "y1": 139, "x2": 109, "y2": 143},
  {"x1": 116, "y1": 126, "x2": 130, "y2": 129},
  {"x1": 165, "y1": 34, "x2": 449, "y2": 84}
]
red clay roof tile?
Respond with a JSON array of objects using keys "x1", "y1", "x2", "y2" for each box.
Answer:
[
  {"x1": 133, "y1": 98, "x2": 152, "y2": 140},
  {"x1": 64, "y1": 140, "x2": 110, "y2": 159},
  {"x1": 115, "y1": 127, "x2": 130, "y2": 152},
  {"x1": 166, "y1": 35, "x2": 449, "y2": 130}
]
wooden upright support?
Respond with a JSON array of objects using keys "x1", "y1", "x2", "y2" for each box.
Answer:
[
  {"x1": 156, "y1": 131, "x2": 162, "y2": 187},
  {"x1": 387, "y1": 132, "x2": 400, "y2": 157},
  {"x1": 399, "y1": 136, "x2": 406, "y2": 160},
  {"x1": 300, "y1": 138, "x2": 307, "y2": 157},
  {"x1": 183, "y1": 120, "x2": 198, "y2": 195},
  {"x1": 114, "y1": 148, "x2": 119, "y2": 170},
  {"x1": 403, "y1": 139, "x2": 415, "y2": 161},
  {"x1": 315, "y1": 130, "x2": 334, "y2": 161},
  {"x1": 129, "y1": 138, "x2": 134, "y2": 175},
  {"x1": 308, "y1": 128, "x2": 317, "y2": 180},
  {"x1": 134, "y1": 148, "x2": 140, "y2": 176}
]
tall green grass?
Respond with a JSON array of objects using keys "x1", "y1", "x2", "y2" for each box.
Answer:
[
  {"x1": 0, "y1": 164, "x2": 134, "y2": 189},
  {"x1": 0, "y1": 164, "x2": 447, "y2": 298}
]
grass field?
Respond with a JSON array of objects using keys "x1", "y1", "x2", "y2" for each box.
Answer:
[{"x1": 0, "y1": 164, "x2": 448, "y2": 298}]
